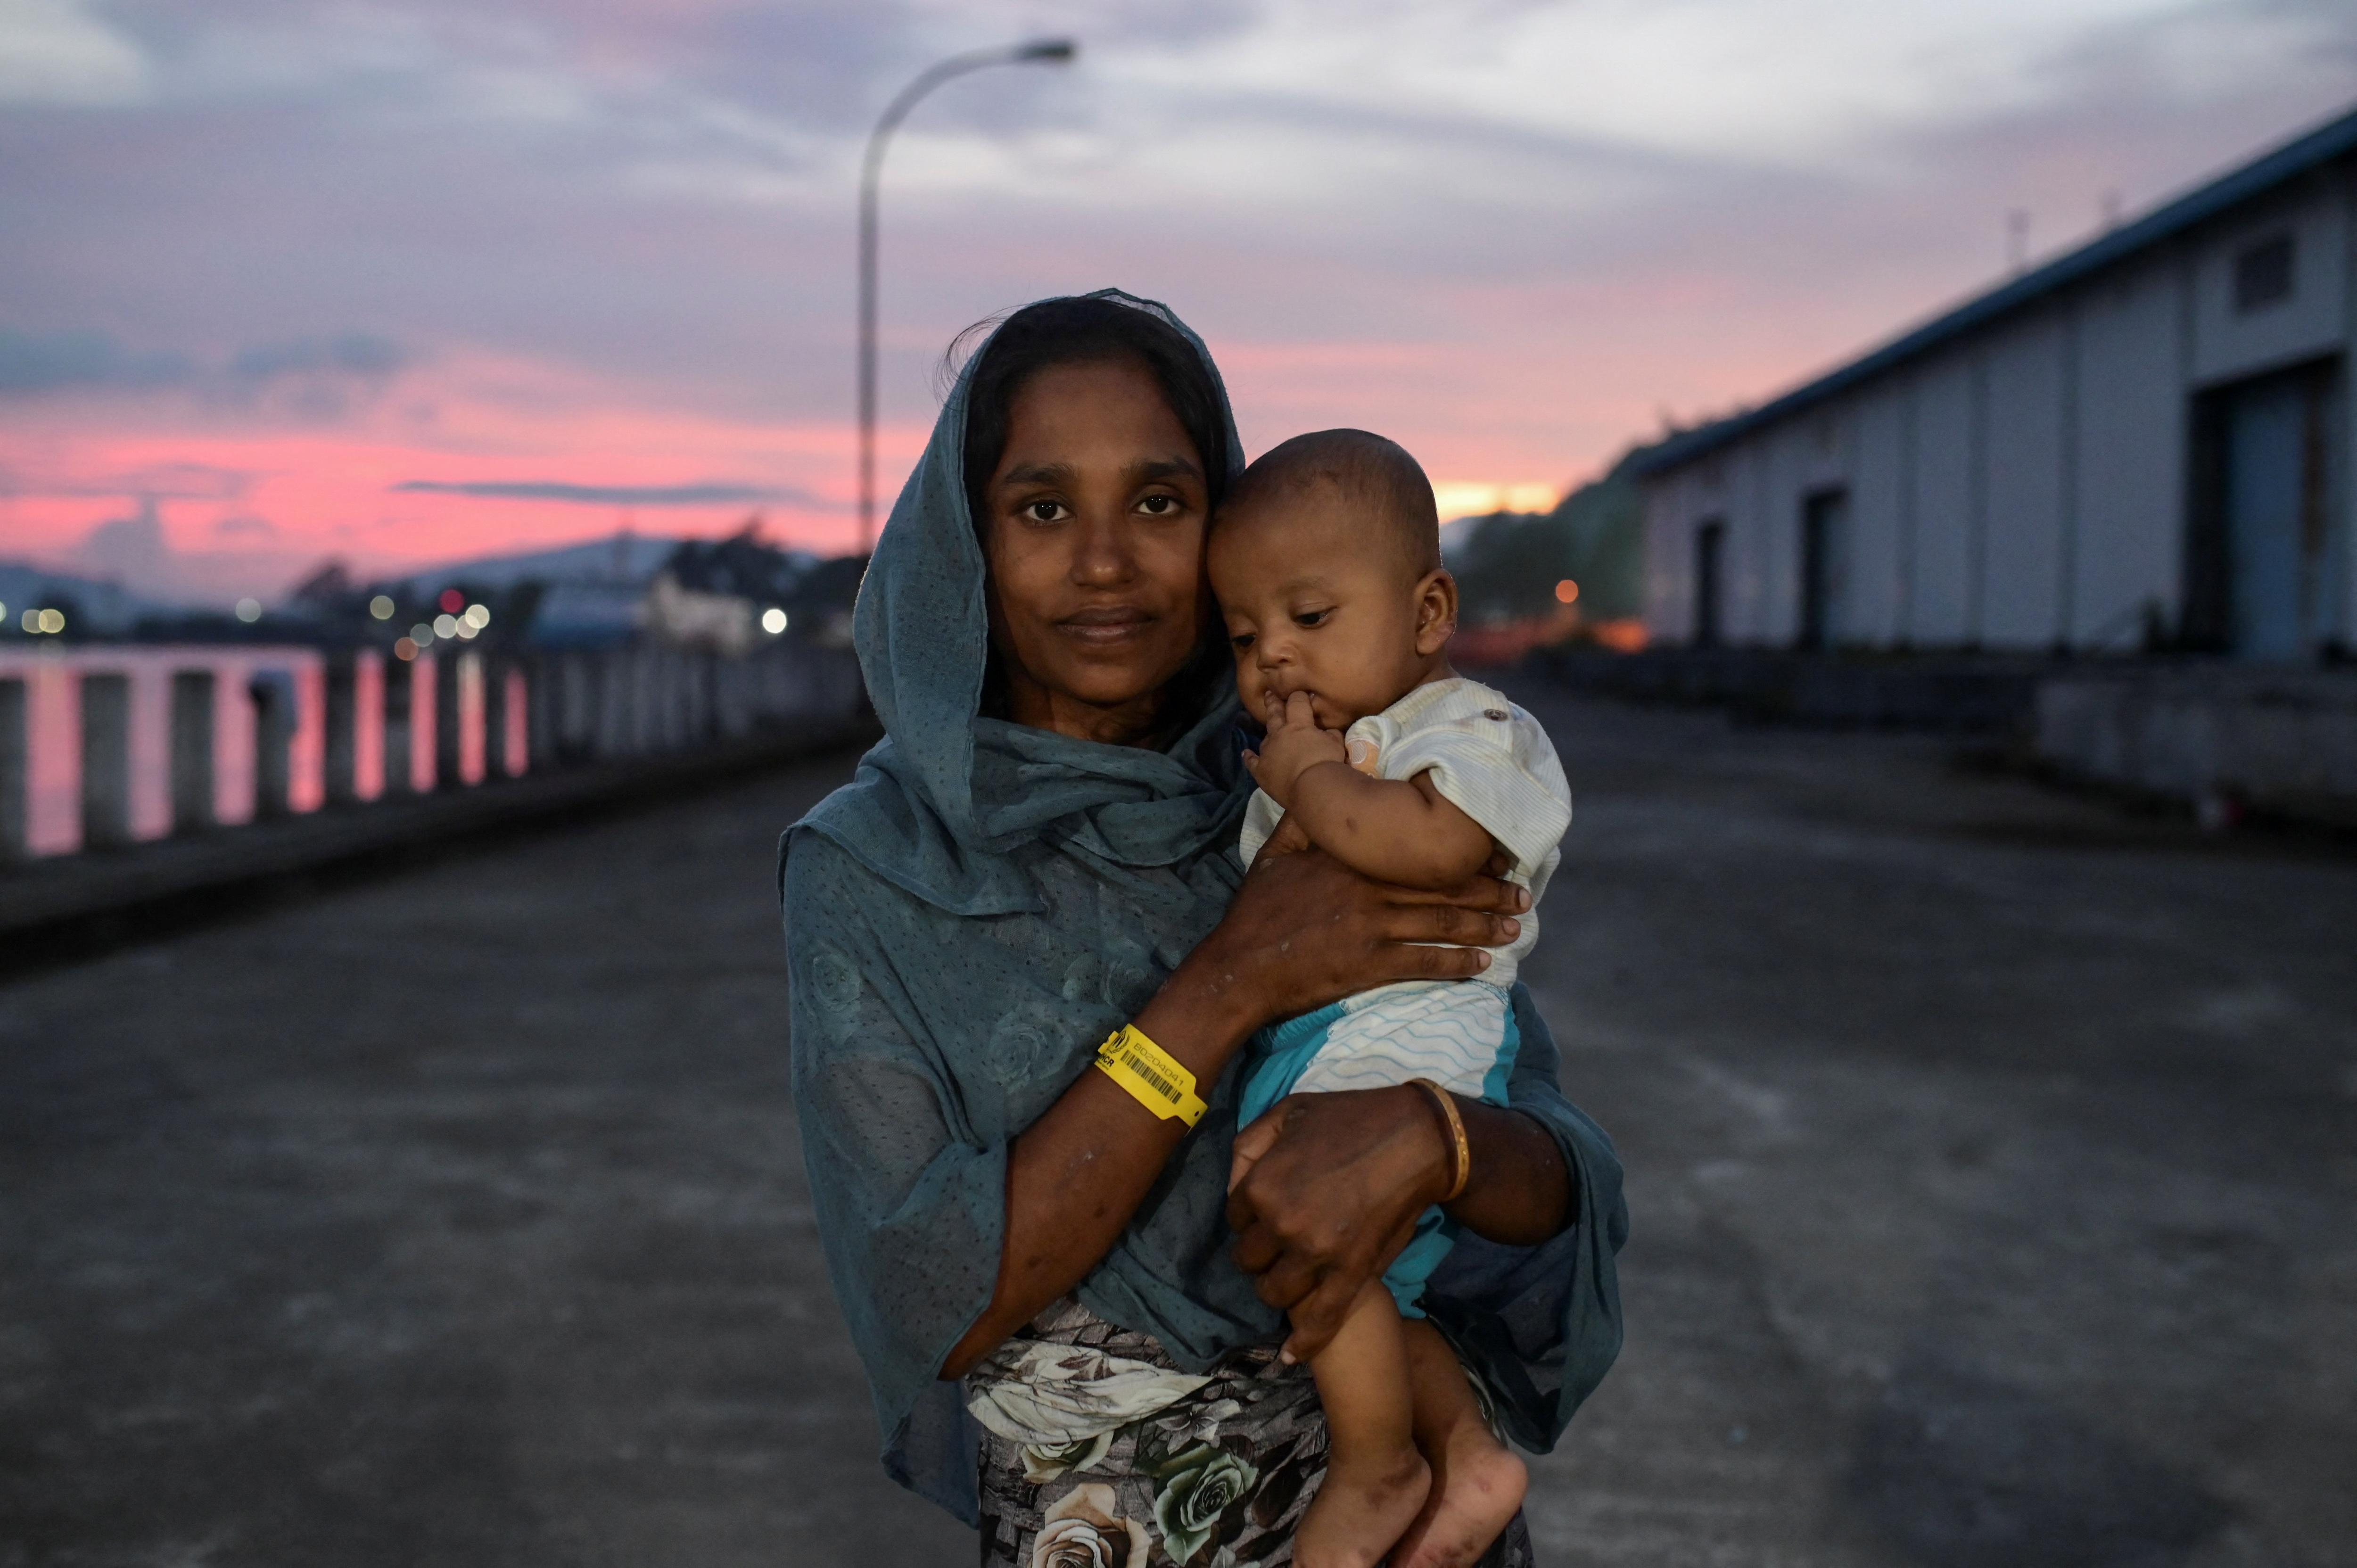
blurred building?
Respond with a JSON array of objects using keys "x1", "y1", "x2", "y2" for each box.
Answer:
[
  {"x1": 0, "y1": 562, "x2": 157, "y2": 639},
  {"x1": 1637, "y1": 102, "x2": 2357, "y2": 663},
  {"x1": 524, "y1": 581, "x2": 648, "y2": 650},
  {"x1": 640, "y1": 526, "x2": 815, "y2": 656}
]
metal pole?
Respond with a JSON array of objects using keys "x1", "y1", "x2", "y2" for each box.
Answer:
[{"x1": 857, "y1": 40, "x2": 1075, "y2": 556}]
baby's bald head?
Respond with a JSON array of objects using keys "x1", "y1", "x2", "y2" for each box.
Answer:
[
  {"x1": 1215, "y1": 429, "x2": 1441, "y2": 579},
  {"x1": 1209, "y1": 428, "x2": 1460, "y2": 727}
]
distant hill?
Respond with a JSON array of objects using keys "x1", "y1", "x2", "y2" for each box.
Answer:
[
  {"x1": 387, "y1": 531, "x2": 697, "y2": 592},
  {"x1": 0, "y1": 560, "x2": 168, "y2": 635},
  {"x1": 372, "y1": 526, "x2": 845, "y2": 652}
]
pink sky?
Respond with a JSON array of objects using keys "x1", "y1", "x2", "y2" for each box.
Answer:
[{"x1": 3, "y1": 0, "x2": 2351, "y2": 602}]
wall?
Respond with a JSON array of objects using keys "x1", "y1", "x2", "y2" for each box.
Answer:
[
  {"x1": 2189, "y1": 173, "x2": 2349, "y2": 386},
  {"x1": 1979, "y1": 305, "x2": 2068, "y2": 645},
  {"x1": 1643, "y1": 156, "x2": 2357, "y2": 656},
  {"x1": 2072, "y1": 252, "x2": 2186, "y2": 644},
  {"x1": 1846, "y1": 383, "x2": 1910, "y2": 644}
]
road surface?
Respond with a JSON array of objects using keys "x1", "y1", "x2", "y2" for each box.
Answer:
[{"x1": 4, "y1": 680, "x2": 2350, "y2": 1566}]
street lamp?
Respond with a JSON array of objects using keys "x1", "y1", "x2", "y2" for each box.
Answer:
[{"x1": 857, "y1": 38, "x2": 1077, "y2": 554}]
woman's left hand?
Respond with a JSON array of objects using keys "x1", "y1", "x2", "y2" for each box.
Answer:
[
  {"x1": 1226, "y1": 1085, "x2": 1450, "y2": 1362},
  {"x1": 1228, "y1": 1082, "x2": 1575, "y2": 1362}
]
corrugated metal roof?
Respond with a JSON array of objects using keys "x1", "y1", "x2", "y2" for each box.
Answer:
[{"x1": 1633, "y1": 100, "x2": 2357, "y2": 478}]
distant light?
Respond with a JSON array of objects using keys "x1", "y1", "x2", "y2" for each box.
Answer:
[
  {"x1": 37, "y1": 608, "x2": 64, "y2": 634},
  {"x1": 21, "y1": 609, "x2": 39, "y2": 633},
  {"x1": 433, "y1": 613, "x2": 460, "y2": 638},
  {"x1": 369, "y1": 594, "x2": 396, "y2": 620},
  {"x1": 1555, "y1": 579, "x2": 1579, "y2": 604},
  {"x1": 439, "y1": 588, "x2": 464, "y2": 613},
  {"x1": 411, "y1": 622, "x2": 434, "y2": 644},
  {"x1": 761, "y1": 607, "x2": 788, "y2": 635},
  {"x1": 0, "y1": 602, "x2": 7, "y2": 622},
  {"x1": 394, "y1": 636, "x2": 420, "y2": 661},
  {"x1": 235, "y1": 598, "x2": 263, "y2": 623},
  {"x1": 456, "y1": 620, "x2": 478, "y2": 640},
  {"x1": 463, "y1": 602, "x2": 490, "y2": 629}
]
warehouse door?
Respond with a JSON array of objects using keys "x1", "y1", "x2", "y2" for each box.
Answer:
[
  {"x1": 1797, "y1": 488, "x2": 1848, "y2": 650},
  {"x1": 1694, "y1": 520, "x2": 1725, "y2": 646},
  {"x1": 2188, "y1": 359, "x2": 2339, "y2": 659}
]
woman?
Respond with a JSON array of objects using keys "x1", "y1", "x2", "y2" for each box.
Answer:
[{"x1": 783, "y1": 290, "x2": 1624, "y2": 1567}]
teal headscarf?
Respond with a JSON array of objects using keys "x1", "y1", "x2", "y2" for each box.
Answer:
[
  {"x1": 802, "y1": 289, "x2": 1249, "y2": 918},
  {"x1": 782, "y1": 290, "x2": 1625, "y2": 1523}
]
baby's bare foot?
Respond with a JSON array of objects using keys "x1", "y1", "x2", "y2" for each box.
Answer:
[
  {"x1": 1390, "y1": 1429, "x2": 1526, "y2": 1568},
  {"x1": 1296, "y1": 1445, "x2": 1431, "y2": 1568}
]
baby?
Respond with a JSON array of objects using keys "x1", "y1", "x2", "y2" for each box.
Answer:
[{"x1": 1210, "y1": 429, "x2": 1571, "y2": 1568}]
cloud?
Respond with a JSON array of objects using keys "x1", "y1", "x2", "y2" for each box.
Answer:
[
  {"x1": 390, "y1": 478, "x2": 844, "y2": 509},
  {"x1": 25, "y1": 495, "x2": 336, "y2": 607},
  {"x1": 219, "y1": 334, "x2": 408, "y2": 421},
  {"x1": 0, "y1": 458, "x2": 252, "y2": 500},
  {"x1": 0, "y1": 0, "x2": 148, "y2": 107},
  {"x1": 230, "y1": 333, "x2": 405, "y2": 383},
  {"x1": 0, "y1": 330, "x2": 190, "y2": 395},
  {"x1": 0, "y1": 328, "x2": 406, "y2": 409},
  {"x1": 80, "y1": 502, "x2": 169, "y2": 579}
]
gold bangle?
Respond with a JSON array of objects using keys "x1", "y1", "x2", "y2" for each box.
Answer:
[
  {"x1": 1095, "y1": 1025, "x2": 1208, "y2": 1128},
  {"x1": 1410, "y1": 1078, "x2": 1470, "y2": 1203}
]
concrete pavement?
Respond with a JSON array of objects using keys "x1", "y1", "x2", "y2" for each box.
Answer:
[
  {"x1": 2, "y1": 749, "x2": 970, "y2": 1566},
  {"x1": 1506, "y1": 679, "x2": 2356, "y2": 1568},
  {"x1": 2, "y1": 685, "x2": 2350, "y2": 1566}
]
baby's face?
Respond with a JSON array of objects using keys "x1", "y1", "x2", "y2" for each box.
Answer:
[{"x1": 1207, "y1": 487, "x2": 1444, "y2": 731}]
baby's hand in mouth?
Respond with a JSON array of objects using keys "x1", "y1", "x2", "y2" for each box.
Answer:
[{"x1": 1244, "y1": 691, "x2": 1348, "y2": 807}]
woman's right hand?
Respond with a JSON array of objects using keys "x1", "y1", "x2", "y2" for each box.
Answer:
[
  {"x1": 939, "y1": 830, "x2": 1520, "y2": 1381},
  {"x1": 1188, "y1": 833, "x2": 1527, "y2": 1044}
]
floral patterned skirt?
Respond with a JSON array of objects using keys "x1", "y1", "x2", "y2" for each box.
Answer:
[{"x1": 972, "y1": 1299, "x2": 1535, "y2": 1568}]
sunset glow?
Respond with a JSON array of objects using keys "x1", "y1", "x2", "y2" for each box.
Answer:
[
  {"x1": 2, "y1": 349, "x2": 894, "y2": 596},
  {"x1": 5, "y1": 1, "x2": 2350, "y2": 603}
]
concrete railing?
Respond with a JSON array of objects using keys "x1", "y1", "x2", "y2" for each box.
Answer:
[
  {"x1": 0, "y1": 640, "x2": 867, "y2": 862},
  {"x1": 2035, "y1": 666, "x2": 2357, "y2": 825},
  {"x1": 1531, "y1": 645, "x2": 2047, "y2": 733}
]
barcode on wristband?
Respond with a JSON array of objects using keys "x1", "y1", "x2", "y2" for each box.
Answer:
[
  {"x1": 1095, "y1": 1028, "x2": 1203, "y2": 1126},
  {"x1": 1116, "y1": 1047, "x2": 1178, "y2": 1105}
]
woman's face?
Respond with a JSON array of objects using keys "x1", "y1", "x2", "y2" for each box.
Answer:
[{"x1": 981, "y1": 355, "x2": 1212, "y2": 745}]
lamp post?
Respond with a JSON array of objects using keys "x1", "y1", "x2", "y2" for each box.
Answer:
[{"x1": 857, "y1": 38, "x2": 1077, "y2": 555}]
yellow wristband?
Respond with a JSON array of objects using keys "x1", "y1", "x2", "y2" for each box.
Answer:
[{"x1": 1095, "y1": 1025, "x2": 1207, "y2": 1128}]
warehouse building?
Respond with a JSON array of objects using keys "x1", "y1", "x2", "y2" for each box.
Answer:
[{"x1": 1636, "y1": 103, "x2": 2357, "y2": 663}]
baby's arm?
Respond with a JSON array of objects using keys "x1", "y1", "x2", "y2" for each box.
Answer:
[
  {"x1": 1291, "y1": 767, "x2": 1494, "y2": 888},
  {"x1": 1247, "y1": 692, "x2": 1496, "y2": 889}
]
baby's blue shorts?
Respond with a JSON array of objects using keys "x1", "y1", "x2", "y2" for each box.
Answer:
[{"x1": 1235, "y1": 996, "x2": 1521, "y2": 1317}]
